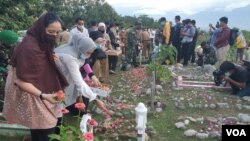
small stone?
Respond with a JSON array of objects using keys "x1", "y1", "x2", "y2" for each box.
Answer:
[
  {"x1": 197, "y1": 117, "x2": 204, "y2": 124},
  {"x1": 174, "y1": 102, "x2": 179, "y2": 107},
  {"x1": 156, "y1": 85, "x2": 163, "y2": 91},
  {"x1": 204, "y1": 104, "x2": 208, "y2": 108},
  {"x1": 209, "y1": 131, "x2": 220, "y2": 138},
  {"x1": 238, "y1": 113, "x2": 250, "y2": 123},
  {"x1": 114, "y1": 99, "x2": 121, "y2": 103},
  {"x1": 209, "y1": 104, "x2": 216, "y2": 109},
  {"x1": 122, "y1": 100, "x2": 127, "y2": 103},
  {"x1": 175, "y1": 122, "x2": 186, "y2": 129},
  {"x1": 180, "y1": 97, "x2": 184, "y2": 101},
  {"x1": 242, "y1": 96, "x2": 250, "y2": 102},
  {"x1": 184, "y1": 129, "x2": 197, "y2": 137},
  {"x1": 237, "y1": 99, "x2": 242, "y2": 103},
  {"x1": 196, "y1": 104, "x2": 203, "y2": 108},
  {"x1": 236, "y1": 104, "x2": 242, "y2": 110},
  {"x1": 188, "y1": 103, "x2": 194, "y2": 108},
  {"x1": 217, "y1": 103, "x2": 229, "y2": 108},
  {"x1": 206, "y1": 117, "x2": 217, "y2": 123},
  {"x1": 119, "y1": 95, "x2": 123, "y2": 100},
  {"x1": 187, "y1": 117, "x2": 197, "y2": 122},
  {"x1": 146, "y1": 88, "x2": 151, "y2": 95},
  {"x1": 184, "y1": 120, "x2": 190, "y2": 125},
  {"x1": 243, "y1": 105, "x2": 250, "y2": 110},
  {"x1": 178, "y1": 104, "x2": 186, "y2": 110},
  {"x1": 172, "y1": 97, "x2": 178, "y2": 101},
  {"x1": 196, "y1": 133, "x2": 209, "y2": 139}
]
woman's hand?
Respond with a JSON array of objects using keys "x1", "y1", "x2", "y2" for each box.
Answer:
[
  {"x1": 91, "y1": 75, "x2": 102, "y2": 87},
  {"x1": 95, "y1": 99, "x2": 113, "y2": 115},
  {"x1": 42, "y1": 93, "x2": 58, "y2": 104}
]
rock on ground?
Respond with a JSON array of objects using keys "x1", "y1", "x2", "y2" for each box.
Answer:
[
  {"x1": 216, "y1": 103, "x2": 229, "y2": 108},
  {"x1": 196, "y1": 133, "x2": 209, "y2": 139},
  {"x1": 238, "y1": 113, "x2": 250, "y2": 123},
  {"x1": 175, "y1": 122, "x2": 186, "y2": 129},
  {"x1": 184, "y1": 129, "x2": 197, "y2": 137}
]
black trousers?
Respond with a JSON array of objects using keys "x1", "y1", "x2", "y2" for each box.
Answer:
[
  {"x1": 182, "y1": 42, "x2": 192, "y2": 65},
  {"x1": 189, "y1": 42, "x2": 196, "y2": 63},
  {"x1": 31, "y1": 128, "x2": 55, "y2": 141},
  {"x1": 108, "y1": 56, "x2": 118, "y2": 71},
  {"x1": 173, "y1": 42, "x2": 182, "y2": 63}
]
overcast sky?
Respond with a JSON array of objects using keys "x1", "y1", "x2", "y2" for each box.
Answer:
[{"x1": 105, "y1": 0, "x2": 250, "y2": 30}]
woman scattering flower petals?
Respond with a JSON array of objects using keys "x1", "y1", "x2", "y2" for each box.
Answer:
[
  {"x1": 83, "y1": 132, "x2": 94, "y2": 141},
  {"x1": 75, "y1": 103, "x2": 86, "y2": 110}
]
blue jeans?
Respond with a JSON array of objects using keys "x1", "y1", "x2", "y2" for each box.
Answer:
[{"x1": 237, "y1": 85, "x2": 250, "y2": 97}]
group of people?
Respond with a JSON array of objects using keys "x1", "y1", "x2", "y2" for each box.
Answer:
[{"x1": 153, "y1": 16, "x2": 198, "y2": 66}]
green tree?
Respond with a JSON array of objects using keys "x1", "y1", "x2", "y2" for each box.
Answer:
[{"x1": 0, "y1": 0, "x2": 39, "y2": 30}]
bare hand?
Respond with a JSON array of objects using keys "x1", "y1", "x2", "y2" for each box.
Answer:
[
  {"x1": 91, "y1": 75, "x2": 102, "y2": 87},
  {"x1": 95, "y1": 99, "x2": 113, "y2": 115},
  {"x1": 223, "y1": 77, "x2": 230, "y2": 82},
  {"x1": 42, "y1": 93, "x2": 58, "y2": 104}
]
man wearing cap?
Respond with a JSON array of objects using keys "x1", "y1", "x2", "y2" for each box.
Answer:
[{"x1": 121, "y1": 21, "x2": 142, "y2": 70}]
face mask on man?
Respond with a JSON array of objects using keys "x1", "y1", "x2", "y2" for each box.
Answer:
[
  {"x1": 224, "y1": 72, "x2": 231, "y2": 77},
  {"x1": 77, "y1": 25, "x2": 84, "y2": 32},
  {"x1": 95, "y1": 43, "x2": 104, "y2": 49}
]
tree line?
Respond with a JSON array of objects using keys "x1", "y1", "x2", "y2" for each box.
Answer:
[{"x1": 0, "y1": 0, "x2": 159, "y2": 31}]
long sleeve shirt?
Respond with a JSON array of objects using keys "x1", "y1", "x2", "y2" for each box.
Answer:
[
  {"x1": 56, "y1": 53, "x2": 97, "y2": 106},
  {"x1": 214, "y1": 27, "x2": 230, "y2": 48}
]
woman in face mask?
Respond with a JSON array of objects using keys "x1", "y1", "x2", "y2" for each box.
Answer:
[
  {"x1": 3, "y1": 12, "x2": 68, "y2": 141},
  {"x1": 55, "y1": 34, "x2": 107, "y2": 114}
]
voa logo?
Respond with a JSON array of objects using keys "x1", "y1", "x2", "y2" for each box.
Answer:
[{"x1": 226, "y1": 129, "x2": 246, "y2": 136}]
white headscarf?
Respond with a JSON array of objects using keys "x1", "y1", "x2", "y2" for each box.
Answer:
[
  {"x1": 98, "y1": 22, "x2": 106, "y2": 34},
  {"x1": 55, "y1": 34, "x2": 96, "y2": 61}
]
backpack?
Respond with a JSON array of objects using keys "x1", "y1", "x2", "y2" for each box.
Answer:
[{"x1": 229, "y1": 29, "x2": 238, "y2": 46}]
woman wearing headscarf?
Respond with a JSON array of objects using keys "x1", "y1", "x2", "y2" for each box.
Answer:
[
  {"x1": 3, "y1": 12, "x2": 68, "y2": 141},
  {"x1": 55, "y1": 34, "x2": 109, "y2": 116}
]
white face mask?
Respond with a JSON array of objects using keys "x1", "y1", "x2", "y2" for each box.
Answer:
[
  {"x1": 225, "y1": 72, "x2": 231, "y2": 77},
  {"x1": 80, "y1": 54, "x2": 90, "y2": 60}
]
